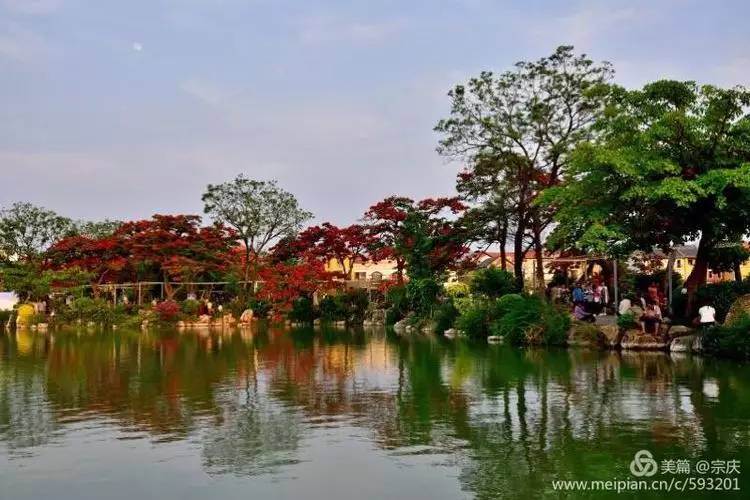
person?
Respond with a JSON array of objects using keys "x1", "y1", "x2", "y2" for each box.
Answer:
[
  {"x1": 697, "y1": 300, "x2": 717, "y2": 331},
  {"x1": 647, "y1": 282, "x2": 659, "y2": 304},
  {"x1": 572, "y1": 283, "x2": 585, "y2": 304},
  {"x1": 640, "y1": 302, "x2": 662, "y2": 334},
  {"x1": 592, "y1": 278, "x2": 609, "y2": 315},
  {"x1": 573, "y1": 301, "x2": 596, "y2": 323},
  {"x1": 618, "y1": 296, "x2": 632, "y2": 316}
]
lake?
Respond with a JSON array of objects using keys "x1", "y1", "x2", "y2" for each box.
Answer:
[{"x1": 1, "y1": 326, "x2": 748, "y2": 499}]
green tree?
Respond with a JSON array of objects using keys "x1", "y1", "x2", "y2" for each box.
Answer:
[
  {"x1": 202, "y1": 176, "x2": 312, "y2": 283},
  {"x1": 0, "y1": 202, "x2": 72, "y2": 262},
  {"x1": 542, "y1": 80, "x2": 750, "y2": 312},
  {"x1": 435, "y1": 46, "x2": 612, "y2": 290},
  {"x1": 708, "y1": 243, "x2": 750, "y2": 283}
]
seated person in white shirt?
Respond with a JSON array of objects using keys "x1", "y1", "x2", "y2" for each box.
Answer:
[{"x1": 697, "y1": 300, "x2": 717, "y2": 330}]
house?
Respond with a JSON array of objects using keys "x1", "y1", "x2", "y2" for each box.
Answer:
[
  {"x1": 325, "y1": 258, "x2": 401, "y2": 284},
  {"x1": 636, "y1": 244, "x2": 750, "y2": 283},
  {"x1": 474, "y1": 250, "x2": 596, "y2": 284}
]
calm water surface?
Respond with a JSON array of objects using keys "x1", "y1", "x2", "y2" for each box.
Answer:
[{"x1": 1, "y1": 326, "x2": 749, "y2": 499}]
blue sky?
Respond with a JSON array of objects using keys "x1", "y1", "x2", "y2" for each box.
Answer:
[{"x1": 1, "y1": 0, "x2": 748, "y2": 224}]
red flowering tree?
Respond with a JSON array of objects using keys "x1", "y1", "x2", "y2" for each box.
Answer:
[
  {"x1": 256, "y1": 259, "x2": 336, "y2": 318},
  {"x1": 45, "y1": 234, "x2": 132, "y2": 293},
  {"x1": 291, "y1": 223, "x2": 375, "y2": 279},
  {"x1": 364, "y1": 196, "x2": 469, "y2": 282},
  {"x1": 115, "y1": 214, "x2": 236, "y2": 298}
]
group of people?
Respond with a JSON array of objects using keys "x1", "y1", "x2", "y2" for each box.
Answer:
[{"x1": 569, "y1": 278, "x2": 610, "y2": 323}]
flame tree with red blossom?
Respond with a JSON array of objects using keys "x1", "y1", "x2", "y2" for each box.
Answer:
[{"x1": 291, "y1": 223, "x2": 376, "y2": 280}]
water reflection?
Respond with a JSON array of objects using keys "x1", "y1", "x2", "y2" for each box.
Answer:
[{"x1": 1, "y1": 326, "x2": 749, "y2": 498}]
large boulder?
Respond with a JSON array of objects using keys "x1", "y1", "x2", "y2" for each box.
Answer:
[
  {"x1": 667, "y1": 325, "x2": 694, "y2": 337},
  {"x1": 620, "y1": 330, "x2": 669, "y2": 350},
  {"x1": 567, "y1": 321, "x2": 605, "y2": 348},
  {"x1": 725, "y1": 294, "x2": 750, "y2": 325},
  {"x1": 599, "y1": 324, "x2": 622, "y2": 348},
  {"x1": 670, "y1": 334, "x2": 703, "y2": 353}
]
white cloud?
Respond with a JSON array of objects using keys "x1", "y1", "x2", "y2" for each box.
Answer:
[
  {"x1": 299, "y1": 16, "x2": 404, "y2": 45},
  {"x1": 1, "y1": 0, "x2": 62, "y2": 15}
]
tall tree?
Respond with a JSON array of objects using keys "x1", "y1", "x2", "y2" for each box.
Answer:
[
  {"x1": 115, "y1": 214, "x2": 236, "y2": 298},
  {"x1": 542, "y1": 80, "x2": 750, "y2": 312},
  {"x1": 202, "y1": 176, "x2": 312, "y2": 283},
  {"x1": 291, "y1": 223, "x2": 375, "y2": 280},
  {"x1": 435, "y1": 46, "x2": 612, "y2": 289},
  {"x1": 0, "y1": 202, "x2": 72, "y2": 262},
  {"x1": 362, "y1": 196, "x2": 412, "y2": 282}
]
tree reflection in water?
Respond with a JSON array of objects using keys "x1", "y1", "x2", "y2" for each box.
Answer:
[{"x1": 1, "y1": 326, "x2": 749, "y2": 497}]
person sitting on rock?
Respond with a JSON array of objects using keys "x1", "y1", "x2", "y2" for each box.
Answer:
[
  {"x1": 697, "y1": 299, "x2": 716, "y2": 332},
  {"x1": 640, "y1": 301, "x2": 662, "y2": 334},
  {"x1": 573, "y1": 301, "x2": 596, "y2": 323}
]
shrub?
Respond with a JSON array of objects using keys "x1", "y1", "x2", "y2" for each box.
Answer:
[
  {"x1": 0, "y1": 310, "x2": 12, "y2": 325},
  {"x1": 702, "y1": 314, "x2": 750, "y2": 360},
  {"x1": 617, "y1": 312, "x2": 639, "y2": 330},
  {"x1": 490, "y1": 295, "x2": 570, "y2": 346},
  {"x1": 696, "y1": 281, "x2": 750, "y2": 323},
  {"x1": 433, "y1": 299, "x2": 459, "y2": 334},
  {"x1": 319, "y1": 295, "x2": 345, "y2": 321},
  {"x1": 385, "y1": 284, "x2": 408, "y2": 322},
  {"x1": 343, "y1": 289, "x2": 369, "y2": 324},
  {"x1": 154, "y1": 300, "x2": 180, "y2": 323},
  {"x1": 470, "y1": 268, "x2": 519, "y2": 298},
  {"x1": 444, "y1": 281, "x2": 470, "y2": 299},
  {"x1": 406, "y1": 278, "x2": 441, "y2": 316},
  {"x1": 289, "y1": 296, "x2": 315, "y2": 323},
  {"x1": 248, "y1": 298, "x2": 271, "y2": 318},
  {"x1": 64, "y1": 297, "x2": 126, "y2": 325},
  {"x1": 455, "y1": 303, "x2": 491, "y2": 338},
  {"x1": 182, "y1": 299, "x2": 200, "y2": 317}
]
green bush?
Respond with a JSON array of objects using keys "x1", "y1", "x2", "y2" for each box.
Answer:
[
  {"x1": 470, "y1": 268, "x2": 519, "y2": 298},
  {"x1": 63, "y1": 297, "x2": 124, "y2": 325},
  {"x1": 0, "y1": 310, "x2": 12, "y2": 325},
  {"x1": 182, "y1": 299, "x2": 200, "y2": 317},
  {"x1": 617, "y1": 312, "x2": 639, "y2": 330},
  {"x1": 319, "y1": 295, "x2": 345, "y2": 321},
  {"x1": 289, "y1": 296, "x2": 315, "y2": 323},
  {"x1": 696, "y1": 281, "x2": 750, "y2": 323},
  {"x1": 385, "y1": 284, "x2": 408, "y2": 322},
  {"x1": 702, "y1": 314, "x2": 750, "y2": 360},
  {"x1": 433, "y1": 299, "x2": 459, "y2": 334},
  {"x1": 406, "y1": 278, "x2": 441, "y2": 316},
  {"x1": 248, "y1": 298, "x2": 271, "y2": 318},
  {"x1": 456, "y1": 303, "x2": 491, "y2": 338},
  {"x1": 490, "y1": 295, "x2": 570, "y2": 346}
]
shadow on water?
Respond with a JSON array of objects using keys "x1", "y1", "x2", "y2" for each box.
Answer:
[{"x1": 1, "y1": 325, "x2": 749, "y2": 498}]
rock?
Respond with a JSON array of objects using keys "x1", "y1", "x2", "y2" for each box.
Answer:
[
  {"x1": 600, "y1": 324, "x2": 622, "y2": 348},
  {"x1": 667, "y1": 325, "x2": 693, "y2": 337},
  {"x1": 177, "y1": 320, "x2": 186, "y2": 328},
  {"x1": 670, "y1": 334, "x2": 703, "y2": 353},
  {"x1": 420, "y1": 321, "x2": 437, "y2": 334},
  {"x1": 313, "y1": 318, "x2": 321, "y2": 326},
  {"x1": 620, "y1": 330, "x2": 669, "y2": 350},
  {"x1": 725, "y1": 294, "x2": 750, "y2": 325},
  {"x1": 393, "y1": 319, "x2": 409, "y2": 334},
  {"x1": 239, "y1": 309, "x2": 254, "y2": 324},
  {"x1": 332, "y1": 320, "x2": 347, "y2": 328},
  {"x1": 487, "y1": 335, "x2": 504, "y2": 344},
  {"x1": 567, "y1": 321, "x2": 606, "y2": 348}
]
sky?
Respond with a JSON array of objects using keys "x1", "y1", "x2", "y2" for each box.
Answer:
[{"x1": 1, "y1": 0, "x2": 749, "y2": 225}]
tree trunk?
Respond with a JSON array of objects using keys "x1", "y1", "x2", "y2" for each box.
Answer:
[
  {"x1": 684, "y1": 235, "x2": 712, "y2": 316},
  {"x1": 499, "y1": 220, "x2": 508, "y2": 271},
  {"x1": 734, "y1": 261, "x2": 743, "y2": 283},
  {"x1": 513, "y1": 225, "x2": 525, "y2": 291},
  {"x1": 533, "y1": 230, "x2": 545, "y2": 292}
]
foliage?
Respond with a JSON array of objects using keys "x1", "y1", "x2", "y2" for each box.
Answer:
[
  {"x1": 542, "y1": 80, "x2": 750, "y2": 312},
  {"x1": 455, "y1": 303, "x2": 492, "y2": 338},
  {"x1": 0, "y1": 202, "x2": 72, "y2": 262},
  {"x1": 385, "y1": 284, "x2": 408, "y2": 322},
  {"x1": 72, "y1": 219, "x2": 123, "y2": 238},
  {"x1": 318, "y1": 295, "x2": 345, "y2": 321},
  {"x1": 154, "y1": 300, "x2": 181, "y2": 322},
  {"x1": 702, "y1": 315, "x2": 750, "y2": 360},
  {"x1": 617, "y1": 312, "x2": 639, "y2": 330},
  {"x1": 115, "y1": 214, "x2": 236, "y2": 295},
  {"x1": 289, "y1": 223, "x2": 376, "y2": 279},
  {"x1": 469, "y1": 267, "x2": 519, "y2": 298},
  {"x1": 436, "y1": 46, "x2": 613, "y2": 289},
  {"x1": 182, "y1": 299, "x2": 200, "y2": 317},
  {"x1": 61, "y1": 297, "x2": 128, "y2": 325},
  {"x1": 256, "y1": 260, "x2": 334, "y2": 318},
  {"x1": 708, "y1": 243, "x2": 750, "y2": 277},
  {"x1": 0, "y1": 263, "x2": 92, "y2": 301},
  {"x1": 248, "y1": 298, "x2": 271, "y2": 318},
  {"x1": 405, "y1": 277, "x2": 441, "y2": 317},
  {"x1": 696, "y1": 280, "x2": 750, "y2": 323},
  {"x1": 444, "y1": 281, "x2": 470, "y2": 299},
  {"x1": 202, "y1": 176, "x2": 312, "y2": 281},
  {"x1": 289, "y1": 297, "x2": 315, "y2": 323},
  {"x1": 45, "y1": 234, "x2": 131, "y2": 286},
  {"x1": 0, "y1": 309, "x2": 12, "y2": 325},
  {"x1": 490, "y1": 295, "x2": 570, "y2": 346},
  {"x1": 433, "y1": 299, "x2": 459, "y2": 334}
]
